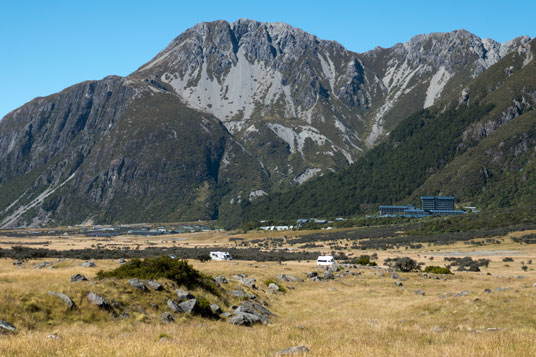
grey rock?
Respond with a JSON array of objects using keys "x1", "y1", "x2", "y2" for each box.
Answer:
[
  {"x1": 220, "y1": 312, "x2": 232, "y2": 319},
  {"x1": 48, "y1": 291, "x2": 75, "y2": 309},
  {"x1": 277, "y1": 274, "x2": 302, "y2": 282},
  {"x1": 70, "y1": 274, "x2": 88, "y2": 282},
  {"x1": 234, "y1": 301, "x2": 272, "y2": 324},
  {"x1": 81, "y1": 261, "x2": 96, "y2": 268},
  {"x1": 179, "y1": 298, "x2": 198, "y2": 314},
  {"x1": 12, "y1": 261, "x2": 22, "y2": 266},
  {"x1": 455, "y1": 290, "x2": 470, "y2": 297},
  {"x1": 87, "y1": 292, "x2": 110, "y2": 310},
  {"x1": 268, "y1": 283, "x2": 280, "y2": 293},
  {"x1": 35, "y1": 261, "x2": 52, "y2": 269},
  {"x1": 391, "y1": 273, "x2": 400, "y2": 279},
  {"x1": 415, "y1": 289, "x2": 425, "y2": 296},
  {"x1": 210, "y1": 304, "x2": 222, "y2": 314},
  {"x1": 0, "y1": 320, "x2": 15, "y2": 333},
  {"x1": 47, "y1": 334, "x2": 61, "y2": 340},
  {"x1": 167, "y1": 299, "x2": 183, "y2": 313},
  {"x1": 145, "y1": 280, "x2": 163, "y2": 291},
  {"x1": 306, "y1": 272, "x2": 318, "y2": 278},
  {"x1": 494, "y1": 287, "x2": 510, "y2": 292},
  {"x1": 484, "y1": 288, "x2": 492, "y2": 294},
  {"x1": 176, "y1": 289, "x2": 195, "y2": 301},
  {"x1": 128, "y1": 278, "x2": 146, "y2": 291},
  {"x1": 311, "y1": 276, "x2": 322, "y2": 282},
  {"x1": 323, "y1": 271, "x2": 334, "y2": 280},
  {"x1": 275, "y1": 345, "x2": 310, "y2": 355},
  {"x1": 118, "y1": 258, "x2": 126, "y2": 265},
  {"x1": 214, "y1": 276, "x2": 228, "y2": 284},
  {"x1": 228, "y1": 312, "x2": 262, "y2": 326},
  {"x1": 160, "y1": 312, "x2": 175, "y2": 323},
  {"x1": 394, "y1": 281, "x2": 404, "y2": 287}
]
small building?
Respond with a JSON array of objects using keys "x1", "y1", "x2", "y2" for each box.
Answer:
[{"x1": 379, "y1": 204, "x2": 414, "y2": 216}]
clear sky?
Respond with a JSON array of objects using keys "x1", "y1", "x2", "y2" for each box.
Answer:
[{"x1": 1, "y1": 0, "x2": 535, "y2": 119}]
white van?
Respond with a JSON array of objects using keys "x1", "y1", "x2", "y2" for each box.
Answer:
[
  {"x1": 210, "y1": 251, "x2": 233, "y2": 261},
  {"x1": 316, "y1": 255, "x2": 336, "y2": 266}
]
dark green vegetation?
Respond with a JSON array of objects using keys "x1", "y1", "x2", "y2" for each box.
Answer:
[
  {"x1": 239, "y1": 40, "x2": 536, "y2": 224},
  {"x1": 350, "y1": 255, "x2": 377, "y2": 266},
  {"x1": 96, "y1": 256, "x2": 219, "y2": 296},
  {"x1": 423, "y1": 266, "x2": 452, "y2": 274},
  {"x1": 445, "y1": 257, "x2": 491, "y2": 272}
]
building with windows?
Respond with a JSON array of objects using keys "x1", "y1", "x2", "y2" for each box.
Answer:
[{"x1": 379, "y1": 196, "x2": 465, "y2": 217}]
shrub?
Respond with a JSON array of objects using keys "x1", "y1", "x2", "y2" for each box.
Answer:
[
  {"x1": 502, "y1": 257, "x2": 514, "y2": 262},
  {"x1": 424, "y1": 266, "x2": 452, "y2": 274},
  {"x1": 96, "y1": 256, "x2": 220, "y2": 296},
  {"x1": 351, "y1": 255, "x2": 377, "y2": 266},
  {"x1": 196, "y1": 253, "x2": 211, "y2": 262},
  {"x1": 264, "y1": 279, "x2": 286, "y2": 293},
  {"x1": 384, "y1": 257, "x2": 419, "y2": 272}
]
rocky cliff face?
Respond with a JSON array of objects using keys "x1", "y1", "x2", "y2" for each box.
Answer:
[{"x1": 0, "y1": 19, "x2": 532, "y2": 227}]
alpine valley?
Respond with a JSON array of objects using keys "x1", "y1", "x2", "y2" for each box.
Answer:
[{"x1": 0, "y1": 19, "x2": 534, "y2": 227}]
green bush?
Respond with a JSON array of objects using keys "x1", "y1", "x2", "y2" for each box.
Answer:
[
  {"x1": 423, "y1": 266, "x2": 452, "y2": 274},
  {"x1": 96, "y1": 256, "x2": 220, "y2": 297},
  {"x1": 264, "y1": 279, "x2": 286, "y2": 293},
  {"x1": 351, "y1": 255, "x2": 377, "y2": 266}
]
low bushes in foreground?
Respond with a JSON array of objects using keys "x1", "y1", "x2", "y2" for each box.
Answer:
[
  {"x1": 96, "y1": 256, "x2": 220, "y2": 297},
  {"x1": 423, "y1": 266, "x2": 452, "y2": 274}
]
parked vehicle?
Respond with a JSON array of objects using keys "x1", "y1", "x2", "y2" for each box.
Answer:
[
  {"x1": 210, "y1": 251, "x2": 232, "y2": 261},
  {"x1": 316, "y1": 255, "x2": 336, "y2": 265}
]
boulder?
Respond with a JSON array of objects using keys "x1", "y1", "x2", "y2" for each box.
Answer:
[
  {"x1": 277, "y1": 274, "x2": 302, "y2": 282},
  {"x1": 394, "y1": 281, "x2": 404, "y2": 287},
  {"x1": 167, "y1": 299, "x2": 183, "y2": 313},
  {"x1": 0, "y1": 320, "x2": 15, "y2": 333},
  {"x1": 70, "y1": 274, "x2": 88, "y2": 282},
  {"x1": 128, "y1": 278, "x2": 146, "y2": 291},
  {"x1": 228, "y1": 312, "x2": 262, "y2": 326},
  {"x1": 81, "y1": 261, "x2": 96, "y2": 268},
  {"x1": 48, "y1": 291, "x2": 75, "y2": 309},
  {"x1": 455, "y1": 290, "x2": 470, "y2": 297},
  {"x1": 176, "y1": 289, "x2": 195, "y2": 301},
  {"x1": 214, "y1": 276, "x2": 228, "y2": 285},
  {"x1": 160, "y1": 312, "x2": 175, "y2": 323},
  {"x1": 35, "y1": 262, "x2": 52, "y2": 269},
  {"x1": 306, "y1": 272, "x2": 318, "y2": 278},
  {"x1": 415, "y1": 289, "x2": 425, "y2": 296},
  {"x1": 220, "y1": 312, "x2": 232, "y2": 319},
  {"x1": 87, "y1": 292, "x2": 111, "y2": 310},
  {"x1": 146, "y1": 280, "x2": 163, "y2": 291},
  {"x1": 484, "y1": 288, "x2": 492, "y2": 294},
  {"x1": 323, "y1": 271, "x2": 335, "y2": 280},
  {"x1": 118, "y1": 258, "x2": 127, "y2": 265},
  {"x1": 229, "y1": 289, "x2": 256, "y2": 299},
  {"x1": 179, "y1": 298, "x2": 198, "y2": 314},
  {"x1": 275, "y1": 345, "x2": 310, "y2": 355},
  {"x1": 210, "y1": 304, "x2": 222, "y2": 314},
  {"x1": 268, "y1": 283, "x2": 280, "y2": 293},
  {"x1": 234, "y1": 301, "x2": 272, "y2": 324},
  {"x1": 311, "y1": 276, "x2": 322, "y2": 282}
]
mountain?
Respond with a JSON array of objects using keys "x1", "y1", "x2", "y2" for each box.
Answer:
[
  {"x1": 0, "y1": 19, "x2": 532, "y2": 227},
  {"x1": 241, "y1": 38, "x2": 536, "y2": 222}
]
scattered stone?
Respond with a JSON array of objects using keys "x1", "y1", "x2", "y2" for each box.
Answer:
[
  {"x1": 433, "y1": 326, "x2": 442, "y2": 332},
  {"x1": 167, "y1": 299, "x2": 183, "y2": 313},
  {"x1": 484, "y1": 288, "x2": 492, "y2": 294},
  {"x1": 179, "y1": 299, "x2": 198, "y2": 314},
  {"x1": 127, "y1": 278, "x2": 146, "y2": 291},
  {"x1": 486, "y1": 327, "x2": 502, "y2": 332},
  {"x1": 70, "y1": 274, "x2": 88, "y2": 282},
  {"x1": 455, "y1": 291, "x2": 470, "y2": 297},
  {"x1": 118, "y1": 258, "x2": 127, "y2": 265},
  {"x1": 145, "y1": 280, "x2": 163, "y2": 291},
  {"x1": 150, "y1": 303, "x2": 159, "y2": 310},
  {"x1": 160, "y1": 312, "x2": 175, "y2": 323},
  {"x1": 210, "y1": 304, "x2": 222, "y2": 314},
  {"x1": 0, "y1": 320, "x2": 15, "y2": 333},
  {"x1": 328, "y1": 288, "x2": 335, "y2": 292},
  {"x1": 47, "y1": 334, "x2": 61, "y2": 340},
  {"x1": 35, "y1": 262, "x2": 52, "y2": 269},
  {"x1": 87, "y1": 292, "x2": 111, "y2": 310},
  {"x1": 229, "y1": 312, "x2": 262, "y2": 326},
  {"x1": 306, "y1": 272, "x2": 318, "y2": 279},
  {"x1": 176, "y1": 289, "x2": 195, "y2": 301},
  {"x1": 474, "y1": 298, "x2": 481, "y2": 303},
  {"x1": 494, "y1": 287, "x2": 510, "y2": 292},
  {"x1": 12, "y1": 261, "x2": 22, "y2": 266},
  {"x1": 229, "y1": 290, "x2": 256, "y2": 299},
  {"x1": 214, "y1": 276, "x2": 228, "y2": 285},
  {"x1": 310, "y1": 276, "x2": 322, "y2": 282},
  {"x1": 234, "y1": 301, "x2": 272, "y2": 324},
  {"x1": 81, "y1": 261, "x2": 96, "y2": 268},
  {"x1": 119, "y1": 312, "x2": 130, "y2": 319},
  {"x1": 277, "y1": 274, "x2": 302, "y2": 282},
  {"x1": 415, "y1": 289, "x2": 425, "y2": 296},
  {"x1": 275, "y1": 345, "x2": 310, "y2": 355},
  {"x1": 391, "y1": 273, "x2": 400, "y2": 280},
  {"x1": 268, "y1": 283, "x2": 280, "y2": 293},
  {"x1": 323, "y1": 271, "x2": 334, "y2": 280},
  {"x1": 48, "y1": 291, "x2": 75, "y2": 309},
  {"x1": 394, "y1": 281, "x2": 403, "y2": 287},
  {"x1": 220, "y1": 312, "x2": 232, "y2": 319}
]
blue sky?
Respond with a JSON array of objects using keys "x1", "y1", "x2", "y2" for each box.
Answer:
[{"x1": 1, "y1": 0, "x2": 535, "y2": 119}]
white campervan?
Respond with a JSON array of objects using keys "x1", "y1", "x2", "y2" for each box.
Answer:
[
  {"x1": 316, "y1": 255, "x2": 336, "y2": 266},
  {"x1": 210, "y1": 251, "x2": 232, "y2": 261}
]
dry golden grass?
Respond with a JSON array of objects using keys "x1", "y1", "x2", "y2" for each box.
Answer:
[{"x1": 1, "y1": 230, "x2": 536, "y2": 356}]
